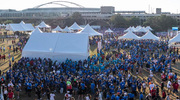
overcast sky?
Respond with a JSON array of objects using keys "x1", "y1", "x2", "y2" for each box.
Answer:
[{"x1": 1, "y1": 0, "x2": 180, "y2": 13}]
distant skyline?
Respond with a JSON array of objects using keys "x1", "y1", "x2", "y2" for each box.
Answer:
[{"x1": 1, "y1": 0, "x2": 180, "y2": 13}]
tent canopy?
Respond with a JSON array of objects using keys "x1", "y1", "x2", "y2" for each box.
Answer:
[
  {"x1": 22, "y1": 24, "x2": 35, "y2": 31},
  {"x1": 140, "y1": 31, "x2": 159, "y2": 40},
  {"x1": 69, "y1": 22, "x2": 83, "y2": 30},
  {"x1": 1, "y1": 23, "x2": 5, "y2": 26},
  {"x1": 20, "y1": 21, "x2": 25, "y2": 25},
  {"x1": 6, "y1": 21, "x2": 34, "y2": 32},
  {"x1": 135, "y1": 27, "x2": 148, "y2": 33},
  {"x1": 63, "y1": 26, "x2": 71, "y2": 33},
  {"x1": 22, "y1": 32, "x2": 89, "y2": 62},
  {"x1": 135, "y1": 26, "x2": 142, "y2": 30},
  {"x1": 105, "y1": 28, "x2": 113, "y2": 33},
  {"x1": 36, "y1": 21, "x2": 51, "y2": 28},
  {"x1": 169, "y1": 33, "x2": 180, "y2": 44},
  {"x1": 8, "y1": 24, "x2": 25, "y2": 31},
  {"x1": 29, "y1": 28, "x2": 42, "y2": 35},
  {"x1": 52, "y1": 26, "x2": 62, "y2": 31},
  {"x1": 146, "y1": 26, "x2": 153, "y2": 31},
  {"x1": 118, "y1": 30, "x2": 140, "y2": 39},
  {"x1": 7, "y1": 24, "x2": 34, "y2": 31},
  {"x1": 78, "y1": 24, "x2": 103, "y2": 36},
  {"x1": 124, "y1": 27, "x2": 132, "y2": 32}
]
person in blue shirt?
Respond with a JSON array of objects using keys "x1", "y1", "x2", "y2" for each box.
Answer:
[
  {"x1": 16, "y1": 83, "x2": 20, "y2": 99},
  {"x1": 137, "y1": 80, "x2": 142, "y2": 92},
  {"x1": 91, "y1": 82, "x2": 95, "y2": 94},
  {"x1": 120, "y1": 80, "x2": 125, "y2": 90},
  {"x1": 111, "y1": 93, "x2": 115, "y2": 100},
  {"x1": 109, "y1": 84, "x2": 115, "y2": 94},
  {"x1": 115, "y1": 94, "x2": 120, "y2": 100},
  {"x1": 81, "y1": 82, "x2": 85, "y2": 91},
  {"x1": 139, "y1": 92, "x2": 143, "y2": 100},
  {"x1": 27, "y1": 82, "x2": 32, "y2": 97},
  {"x1": 128, "y1": 92, "x2": 135, "y2": 100},
  {"x1": 123, "y1": 93, "x2": 128, "y2": 100},
  {"x1": 106, "y1": 92, "x2": 110, "y2": 100},
  {"x1": 131, "y1": 82, "x2": 137, "y2": 96}
]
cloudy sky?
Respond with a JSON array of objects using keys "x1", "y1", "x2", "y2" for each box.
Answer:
[{"x1": 1, "y1": 0, "x2": 180, "y2": 13}]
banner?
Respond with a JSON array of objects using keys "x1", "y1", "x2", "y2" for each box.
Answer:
[
  {"x1": 172, "y1": 27, "x2": 178, "y2": 31},
  {"x1": 97, "y1": 41, "x2": 102, "y2": 51}
]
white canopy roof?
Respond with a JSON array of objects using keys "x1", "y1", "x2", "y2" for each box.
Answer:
[
  {"x1": 52, "y1": 26, "x2": 62, "y2": 31},
  {"x1": 36, "y1": 21, "x2": 51, "y2": 28},
  {"x1": 69, "y1": 22, "x2": 83, "y2": 30},
  {"x1": 7, "y1": 23, "x2": 34, "y2": 32},
  {"x1": 169, "y1": 33, "x2": 180, "y2": 44},
  {"x1": 135, "y1": 26, "x2": 142, "y2": 30},
  {"x1": 22, "y1": 24, "x2": 35, "y2": 31},
  {"x1": 140, "y1": 31, "x2": 159, "y2": 40},
  {"x1": 105, "y1": 28, "x2": 113, "y2": 33},
  {"x1": 118, "y1": 30, "x2": 140, "y2": 39},
  {"x1": 146, "y1": 26, "x2": 153, "y2": 31},
  {"x1": 29, "y1": 28, "x2": 42, "y2": 35},
  {"x1": 124, "y1": 27, "x2": 132, "y2": 32},
  {"x1": 22, "y1": 32, "x2": 89, "y2": 62},
  {"x1": 0, "y1": 23, "x2": 6, "y2": 27},
  {"x1": 20, "y1": 21, "x2": 25, "y2": 25},
  {"x1": 135, "y1": 27, "x2": 148, "y2": 33},
  {"x1": 78, "y1": 24, "x2": 103, "y2": 36},
  {"x1": 63, "y1": 26, "x2": 71, "y2": 33},
  {"x1": 131, "y1": 26, "x2": 136, "y2": 32},
  {"x1": 7, "y1": 24, "x2": 25, "y2": 31}
]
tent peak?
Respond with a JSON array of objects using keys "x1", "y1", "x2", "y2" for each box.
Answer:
[{"x1": 20, "y1": 21, "x2": 25, "y2": 24}]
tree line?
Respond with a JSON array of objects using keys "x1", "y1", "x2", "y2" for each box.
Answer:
[
  {"x1": 110, "y1": 14, "x2": 178, "y2": 32},
  {"x1": 1, "y1": 12, "x2": 178, "y2": 32}
]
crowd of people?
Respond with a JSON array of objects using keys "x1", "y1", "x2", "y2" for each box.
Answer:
[{"x1": 0, "y1": 33, "x2": 180, "y2": 100}]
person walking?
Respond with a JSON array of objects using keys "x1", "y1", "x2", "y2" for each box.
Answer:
[
  {"x1": 173, "y1": 81, "x2": 179, "y2": 93},
  {"x1": 8, "y1": 90, "x2": 14, "y2": 100}
]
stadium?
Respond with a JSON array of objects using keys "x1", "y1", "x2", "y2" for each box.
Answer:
[{"x1": 1, "y1": 1, "x2": 180, "y2": 26}]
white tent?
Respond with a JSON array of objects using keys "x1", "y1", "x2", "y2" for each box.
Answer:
[
  {"x1": 36, "y1": 21, "x2": 51, "y2": 28},
  {"x1": 7, "y1": 24, "x2": 34, "y2": 32},
  {"x1": 22, "y1": 24, "x2": 35, "y2": 31},
  {"x1": 118, "y1": 30, "x2": 140, "y2": 39},
  {"x1": 28, "y1": 27, "x2": 42, "y2": 35},
  {"x1": 69, "y1": 22, "x2": 83, "y2": 30},
  {"x1": 63, "y1": 26, "x2": 71, "y2": 33},
  {"x1": 135, "y1": 26, "x2": 142, "y2": 30},
  {"x1": 135, "y1": 27, "x2": 148, "y2": 33},
  {"x1": 140, "y1": 31, "x2": 159, "y2": 40},
  {"x1": 20, "y1": 21, "x2": 25, "y2": 25},
  {"x1": 52, "y1": 26, "x2": 62, "y2": 32},
  {"x1": 124, "y1": 27, "x2": 132, "y2": 32},
  {"x1": 131, "y1": 26, "x2": 136, "y2": 32},
  {"x1": 105, "y1": 28, "x2": 113, "y2": 33},
  {"x1": 6, "y1": 21, "x2": 34, "y2": 32},
  {"x1": 169, "y1": 33, "x2": 180, "y2": 44},
  {"x1": 125, "y1": 26, "x2": 138, "y2": 32},
  {"x1": 7, "y1": 24, "x2": 25, "y2": 31},
  {"x1": 0, "y1": 23, "x2": 6, "y2": 27},
  {"x1": 2, "y1": 23, "x2": 5, "y2": 26},
  {"x1": 78, "y1": 24, "x2": 103, "y2": 36},
  {"x1": 22, "y1": 32, "x2": 89, "y2": 62},
  {"x1": 146, "y1": 26, "x2": 153, "y2": 31}
]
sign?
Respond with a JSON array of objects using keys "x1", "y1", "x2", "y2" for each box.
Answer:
[
  {"x1": 97, "y1": 41, "x2": 102, "y2": 51},
  {"x1": 172, "y1": 27, "x2": 178, "y2": 31}
]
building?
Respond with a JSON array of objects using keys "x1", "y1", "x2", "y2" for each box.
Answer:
[
  {"x1": 156, "y1": 8, "x2": 161, "y2": 14},
  {"x1": 0, "y1": 4, "x2": 180, "y2": 26}
]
